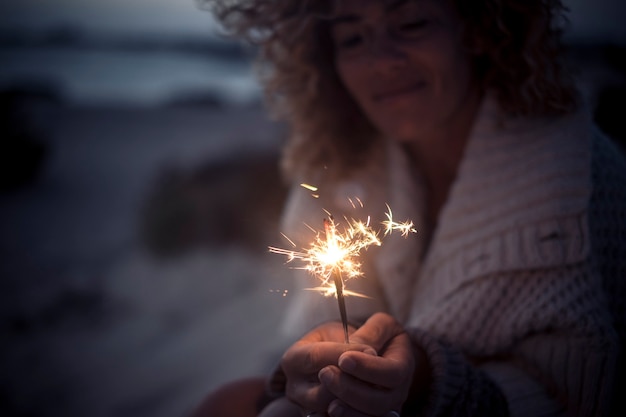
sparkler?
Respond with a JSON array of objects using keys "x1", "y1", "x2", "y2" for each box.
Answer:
[
  {"x1": 324, "y1": 217, "x2": 350, "y2": 343},
  {"x1": 269, "y1": 185, "x2": 416, "y2": 344}
]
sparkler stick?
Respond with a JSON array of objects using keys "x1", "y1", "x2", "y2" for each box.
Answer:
[
  {"x1": 333, "y1": 271, "x2": 349, "y2": 343},
  {"x1": 324, "y1": 217, "x2": 350, "y2": 343},
  {"x1": 269, "y1": 185, "x2": 416, "y2": 344}
]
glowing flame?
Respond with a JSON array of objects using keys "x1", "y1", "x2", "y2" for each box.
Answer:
[
  {"x1": 300, "y1": 183, "x2": 318, "y2": 192},
  {"x1": 269, "y1": 201, "x2": 416, "y2": 298},
  {"x1": 383, "y1": 204, "x2": 417, "y2": 237}
]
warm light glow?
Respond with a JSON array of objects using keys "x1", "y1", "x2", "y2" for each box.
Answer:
[
  {"x1": 300, "y1": 183, "x2": 320, "y2": 198},
  {"x1": 269, "y1": 202, "x2": 416, "y2": 298},
  {"x1": 270, "y1": 188, "x2": 416, "y2": 344},
  {"x1": 383, "y1": 204, "x2": 417, "y2": 237},
  {"x1": 300, "y1": 183, "x2": 318, "y2": 192}
]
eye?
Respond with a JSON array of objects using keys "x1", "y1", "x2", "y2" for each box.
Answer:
[
  {"x1": 396, "y1": 19, "x2": 429, "y2": 36},
  {"x1": 331, "y1": 25, "x2": 366, "y2": 52},
  {"x1": 337, "y1": 34, "x2": 364, "y2": 49}
]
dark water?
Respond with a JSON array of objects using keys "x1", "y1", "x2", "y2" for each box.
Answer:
[{"x1": 0, "y1": 43, "x2": 261, "y2": 107}]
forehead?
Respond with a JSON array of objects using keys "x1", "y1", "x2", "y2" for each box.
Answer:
[
  {"x1": 333, "y1": 0, "x2": 423, "y2": 14},
  {"x1": 331, "y1": 0, "x2": 452, "y2": 19}
]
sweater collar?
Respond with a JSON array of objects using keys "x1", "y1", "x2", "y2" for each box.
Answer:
[
  {"x1": 432, "y1": 96, "x2": 593, "y2": 254},
  {"x1": 376, "y1": 97, "x2": 593, "y2": 320}
]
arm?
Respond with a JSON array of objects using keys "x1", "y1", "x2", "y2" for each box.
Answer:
[
  {"x1": 317, "y1": 314, "x2": 508, "y2": 417},
  {"x1": 318, "y1": 262, "x2": 618, "y2": 417},
  {"x1": 405, "y1": 263, "x2": 619, "y2": 417}
]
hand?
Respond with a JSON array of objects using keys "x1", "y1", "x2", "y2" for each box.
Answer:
[
  {"x1": 318, "y1": 313, "x2": 417, "y2": 417},
  {"x1": 281, "y1": 321, "x2": 377, "y2": 415}
]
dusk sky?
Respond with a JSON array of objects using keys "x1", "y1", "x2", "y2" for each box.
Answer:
[
  {"x1": 0, "y1": 0, "x2": 625, "y2": 41},
  {"x1": 0, "y1": 0, "x2": 219, "y2": 37}
]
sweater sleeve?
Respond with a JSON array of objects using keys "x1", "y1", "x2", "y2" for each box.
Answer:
[
  {"x1": 405, "y1": 328, "x2": 510, "y2": 417},
  {"x1": 405, "y1": 262, "x2": 619, "y2": 417}
]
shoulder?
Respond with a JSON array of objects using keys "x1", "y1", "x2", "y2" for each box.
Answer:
[
  {"x1": 417, "y1": 105, "x2": 598, "y2": 301},
  {"x1": 590, "y1": 127, "x2": 626, "y2": 188},
  {"x1": 587, "y1": 127, "x2": 626, "y2": 251},
  {"x1": 588, "y1": 128, "x2": 626, "y2": 293},
  {"x1": 440, "y1": 105, "x2": 594, "y2": 258}
]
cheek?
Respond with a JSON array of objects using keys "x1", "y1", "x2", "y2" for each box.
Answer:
[
  {"x1": 336, "y1": 59, "x2": 371, "y2": 107},
  {"x1": 431, "y1": 39, "x2": 473, "y2": 92}
]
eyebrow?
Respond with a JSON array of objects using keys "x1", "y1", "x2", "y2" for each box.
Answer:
[
  {"x1": 328, "y1": 13, "x2": 360, "y2": 26},
  {"x1": 385, "y1": 0, "x2": 411, "y2": 13},
  {"x1": 329, "y1": 0, "x2": 412, "y2": 26}
]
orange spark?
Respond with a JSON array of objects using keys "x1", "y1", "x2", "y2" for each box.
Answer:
[
  {"x1": 270, "y1": 194, "x2": 416, "y2": 343},
  {"x1": 269, "y1": 203, "x2": 416, "y2": 298}
]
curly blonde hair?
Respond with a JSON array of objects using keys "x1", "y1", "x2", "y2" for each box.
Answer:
[{"x1": 201, "y1": 0, "x2": 577, "y2": 180}]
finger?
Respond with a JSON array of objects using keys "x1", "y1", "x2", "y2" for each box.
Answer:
[
  {"x1": 256, "y1": 397, "x2": 301, "y2": 417},
  {"x1": 327, "y1": 401, "x2": 403, "y2": 417},
  {"x1": 283, "y1": 342, "x2": 344, "y2": 376},
  {"x1": 319, "y1": 366, "x2": 404, "y2": 416},
  {"x1": 285, "y1": 379, "x2": 335, "y2": 412},
  {"x1": 299, "y1": 321, "x2": 350, "y2": 343},
  {"x1": 349, "y1": 313, "x2": 404, "y2": 352},
  {"x1": 327, "y1": 399, "x2": 372, "y2": 417},
  {"x1": 339, "y1": 332, "x2": 414, "y2": 389},
  {"x1": 346, "y1": 314, "x2": 412, "y2": 387},
  {"x1": 282, "y1": 341, "x2": 377, "y2": 378}
]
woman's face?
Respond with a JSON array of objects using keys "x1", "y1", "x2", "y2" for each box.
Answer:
[{"x1": 331, "y1": 0, "x2": 479, "y2": 143}]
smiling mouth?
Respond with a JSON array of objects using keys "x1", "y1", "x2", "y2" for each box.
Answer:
[{"x1": 373, "y1": 82, "x2": 426, "y2": 102}]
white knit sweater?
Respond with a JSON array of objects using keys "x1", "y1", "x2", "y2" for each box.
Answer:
[{"x1": 274, "y1": 98, "x2": 626, "y2": 416}]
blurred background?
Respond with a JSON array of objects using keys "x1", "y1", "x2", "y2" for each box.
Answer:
[{"x1": 0, "y1": 1, "x2": 624, "y2": 416}]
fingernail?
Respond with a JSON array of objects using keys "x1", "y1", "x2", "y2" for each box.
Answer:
[
  {"x1": 318, "y1": 367, "x2": 332, "y2": 384},
  {"x1": 338, "y1": 355, "x2": 355, "y2": 372},
  {"x1": 328, "y1": 402, "x2": 344, "y2": 417},
  {"x1": 364, "y1": 347, "x2": 377, "y2": 356}
]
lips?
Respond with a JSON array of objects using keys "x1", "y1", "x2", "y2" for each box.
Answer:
[{"x1": 372, "y1": 81, "x2": 426, "y2": 102}]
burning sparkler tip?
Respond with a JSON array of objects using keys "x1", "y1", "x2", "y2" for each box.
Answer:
[{"x1": 270, "y1": 192, "x2": 416, "y2": 345}]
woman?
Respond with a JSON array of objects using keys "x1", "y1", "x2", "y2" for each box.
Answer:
[{"x1": 193, "y1": 0, "x2": 626, "y2": 416}]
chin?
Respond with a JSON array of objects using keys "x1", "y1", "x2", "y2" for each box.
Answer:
[{"x1": 377, "y1": 119, "x2": 430, "y2": 143}]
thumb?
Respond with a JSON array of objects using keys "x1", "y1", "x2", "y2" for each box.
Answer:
[{"x1": 349, "y1": 313, "x2": 404, "y2": 352}]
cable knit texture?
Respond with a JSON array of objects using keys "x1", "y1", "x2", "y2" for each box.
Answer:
[{"x1": 273, "y1": 98, "x2": 625, "y2": 416}]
